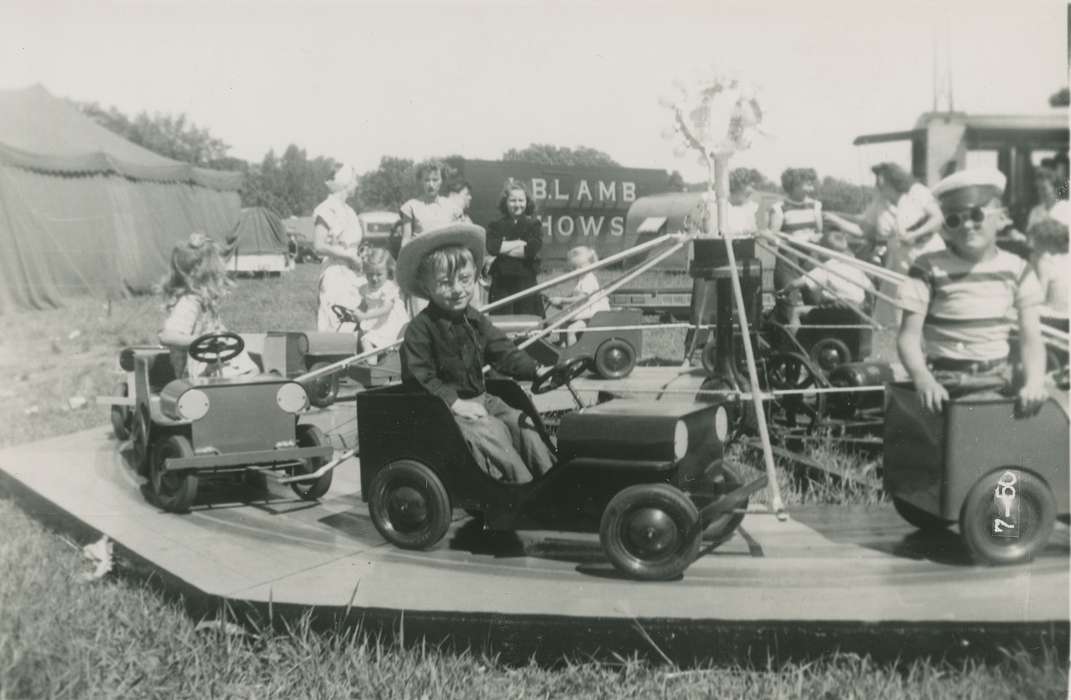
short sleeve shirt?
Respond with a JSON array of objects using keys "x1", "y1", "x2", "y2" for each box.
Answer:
[
  {"x1": 399, "y1": 197, "x2": 459, "y2": 237},
  {"x1": 898, "y1": 248, "x2": 1044, "y2": 361}
]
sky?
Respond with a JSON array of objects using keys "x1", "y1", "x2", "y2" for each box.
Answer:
[{"x1": 0, "y1": 0, "x2": 1066, "y2": 184}]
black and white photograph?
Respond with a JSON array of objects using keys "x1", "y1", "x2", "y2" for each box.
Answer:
[{"x1": 0, "y1": 0, "x2": 1068, "y2": 696}]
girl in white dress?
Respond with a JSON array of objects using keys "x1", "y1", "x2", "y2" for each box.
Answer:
[{"x1": 355, "y1": 248, "x2": 409, "y2": 352}]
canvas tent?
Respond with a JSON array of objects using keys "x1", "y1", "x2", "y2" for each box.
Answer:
[{"x1": 0, "y1": 84, "x2": 242, "y2": 313}]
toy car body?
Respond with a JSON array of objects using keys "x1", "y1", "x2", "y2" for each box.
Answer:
[
  {"x1": 794, "y1": 305, "x2": 872, "y2": 373},
  {"x1": 357, "y1": 370, "x2": 761, "y2": 580},
  {"x1": 104, "y1": 343, "x2": 334, "y2": 513},
  {"x1": 883, "y1": 381, "x2": 1069, "y2": 565},
  {"x1": 242, "y1": 331, "x2": 401, "y2": 407},
  {"x1": 491, "y1": 309, "x2": 644, "y2": 380}
]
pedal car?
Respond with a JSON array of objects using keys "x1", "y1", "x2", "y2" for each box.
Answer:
[
  {"x1": 356, "y1": 356, "x2": 764, "y2": 580},
  {"x1": 794, "y1": 305, "x2": 872, "y2": 373},
  {"x1": 492, "y1": 307, "x2": 644, "y2": 380},
  {"x1": 884, "y1": 379, "x2": 1069, "y2": 565},
  {"x1": 102, "y1": 333, "x2": 334, "y2": 513},
  {"x1": 241, "y1": 312, "x2": 401, "y2": 409}
]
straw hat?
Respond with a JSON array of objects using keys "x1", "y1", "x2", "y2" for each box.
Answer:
[
  {"x1": 325, "y1": 164, "x2": 359, "y2": 194},
  {"x1": 395, "y1": 223, "x2": 485, "y2": 299}
]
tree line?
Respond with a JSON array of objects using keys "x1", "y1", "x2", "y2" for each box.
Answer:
[{"x1": 79, "y1": 101, "x2": 875, "y2": 217}]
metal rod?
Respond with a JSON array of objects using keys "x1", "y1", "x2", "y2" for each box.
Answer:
[
  {"x1": 275, "y1": 448, "x2": 357, "y2": 483},
  {"x1": 296, "y1": 234, "x2": 680, "y2": 384},
  {"x1": 711, "y1": 155, "x2": 786, "y2": 520},
  {"x1": 516, "y1": 237, "x2": 692, "y2": 351},
  {"x1": 770, "y1": 231, "x2": 906, "y2": 283},
  {"x1": 772, "y1": 236, "x2": 905, "y2": 309},
  {"x1": 756, "y1": 240, "x2": 883, "y2": 330}
]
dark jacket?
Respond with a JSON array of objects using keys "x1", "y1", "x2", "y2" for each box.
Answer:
[
  {"x1": 401, "y1": 302, "x2": 538, "y2": 405},
  {"x1": 486, "y1": 216, "x2": 543, "y2": 279}
]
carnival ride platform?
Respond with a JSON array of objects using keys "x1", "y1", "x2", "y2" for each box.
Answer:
[{"x1": 0, "y1": 396, "x2": 1066, "y2": 664}]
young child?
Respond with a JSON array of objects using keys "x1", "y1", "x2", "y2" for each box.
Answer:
[
  {"x1": 780, "y1": 230, "x2": 874, "y2": 330},
  {"x1": 355, "y1": 247, "x2": 409, "y2": 353},
  {"x1": 897, "y1": 168, "x2": 1048, "y2": 414},
  {"x1": 768, "y1": 167, "x2": 823, "y2": 291},
  {"x1": 397, "y1": 223, "x2": 556, "y2": 483},
  {"x1": 548, "y1": 246, "x2": 611, "y2": 345},
  {"x1": 158, "y1": 232, "x2": 259, "y2": 378}
]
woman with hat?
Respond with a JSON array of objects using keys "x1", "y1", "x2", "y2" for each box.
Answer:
[{"x1": 313, "y1": 164, "x2": 366, "y2": 331}]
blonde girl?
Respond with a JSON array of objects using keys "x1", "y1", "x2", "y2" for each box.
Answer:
[
  {"x1": 355, "y1": 247, "x2": 409, "y2": 352},
  {"x1": 548, "y1": 246, "x2": 609, "y2": 345},
  {"x1": 158, "y1": 232, "x2": 258, "y2": 378}
]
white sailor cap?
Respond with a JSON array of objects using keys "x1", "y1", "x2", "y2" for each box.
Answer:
[{"x1": 931, "y1": 168, "x2": 1006, "y2": 211}]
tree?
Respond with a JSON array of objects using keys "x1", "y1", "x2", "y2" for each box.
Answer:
[
  {"x1": 816, "y1": 176, "x2": 873, "y2": 215},
  {"x1": 502, "y1": 144, "x2": 619, "y2": 167},
  {"x1": 1049, "y1": 87, "x2": 1069, "y2": 108},
  {"x1": 356, "y1": 156, "x2": 416, "y2": 212},
  {"x1": 79, "y1": 102, "x2": 230, "y2": 166},
  {"x1": 244, "y1": 146, "x2": 338, "y2": 218}
]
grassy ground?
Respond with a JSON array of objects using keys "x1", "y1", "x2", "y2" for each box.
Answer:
[{"x1": 1, "y1": 262, "x2": 1067, "y2": 697}]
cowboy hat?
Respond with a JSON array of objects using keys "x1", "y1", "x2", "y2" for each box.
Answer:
[{"x1": 395, "y1": 223, "x2": 485, "y2": 299}]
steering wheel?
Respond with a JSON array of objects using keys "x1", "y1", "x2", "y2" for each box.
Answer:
[
  {"x1": 188, "y1": 332, "x2": 244, "y2": 365},
  {"x1": 531, "y1": 355, "x2": 593, "y2": 395},
  {"x1": 332, "y1": 304, "x2": 359, "y2": 325}
]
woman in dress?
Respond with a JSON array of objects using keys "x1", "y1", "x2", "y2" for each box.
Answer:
[{"x1": 313, "y1": 164, "x2": 365, "y2": 331}]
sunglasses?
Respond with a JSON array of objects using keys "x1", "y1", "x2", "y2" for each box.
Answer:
[{"x1": 943, "y1": 207, "x2": 992, "y2": 229}]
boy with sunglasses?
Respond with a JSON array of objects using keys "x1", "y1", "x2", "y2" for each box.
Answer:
[{"x1": 896, "y1": 168, "x2": 1047, "y2": 414}]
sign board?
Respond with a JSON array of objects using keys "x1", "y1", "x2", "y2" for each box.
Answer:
[{"x1": 458, "y1": 159, "x2": 673, "y2": 263}]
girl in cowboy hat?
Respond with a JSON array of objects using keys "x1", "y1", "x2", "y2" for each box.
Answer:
[
  {"x1": 396, "y1": 223, "x2": 555, "y2": 483},
  {"x1": 158, "y1": 232, "x2": 258, "y2": 378},
  {"x1": 314, "y1": 163, "x2": 366, "y2": 332}
]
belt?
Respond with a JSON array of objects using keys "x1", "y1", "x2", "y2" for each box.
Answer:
[{"x1": 928, "y1": 356, "x2": 1008, "y2": 373}]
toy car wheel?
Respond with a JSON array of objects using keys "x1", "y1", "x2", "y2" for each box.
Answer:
[
  {"x1": 593, "y1": 338, "x2": 636, "y2": 379},
  {"x1": 702, "y1": 463, "x2": 747, "y2": 545},
  {"x1": 289, "y1": 424, "x2": 332, "y2": 501},
  {"x1": 110, "y1": 381, "x2": 133, "y2": 440},
  {"x1": 149, "y1": 435, "x2": 199, "y2": 514},
  {"x1": 600, "y1": 484, "x2": 701, "y2": 581},
  {"x1": 369, "y1": 460, "x2": 451, "y2": 550},
  {"x1": 306, "y1": 362, "x2": 339, "y2": 408},
  {"x1": 809, "y1": 338, "x2": 852, "y2": 373},
  {"x1": 959, "y1": 468, "x2": 1056, "y2": 566},
  {"x1": 892, "y1": 497, "x2": 950, "y2": 531}
]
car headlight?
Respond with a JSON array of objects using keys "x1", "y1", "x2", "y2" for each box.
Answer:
[
  {"x1": 276, "y1": 382, "x2": 309, "y2": 414},
  {"x1": 176, "y1": 389, "x2": 210, "y2": 421},
  {"x1": 673, "y1": 420, "x2": 689, "y2": 460},
  {"x1": 714, "y1": 406, "x2": 729, "y2": 442}
]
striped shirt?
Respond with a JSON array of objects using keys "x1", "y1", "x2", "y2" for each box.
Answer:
[
  {"x1": 898, "y1": 249, "x2": 1043, "y2": 361},
  {"x1": 772, "y1": 197, "x2": 823, "y2": 239}
]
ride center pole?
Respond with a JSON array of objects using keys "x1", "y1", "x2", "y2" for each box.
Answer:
[{"x1": 711, "y1": 154, "x2": 786, "y2": 519}]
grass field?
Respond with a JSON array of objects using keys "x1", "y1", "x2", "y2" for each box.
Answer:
[{"x1": 1, "y1": 262, "x2": 1067, "y2": 697}]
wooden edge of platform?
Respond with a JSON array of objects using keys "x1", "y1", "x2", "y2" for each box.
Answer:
[{"x1": 0, "y1": 466, "x2": 1066, "y2": 667}]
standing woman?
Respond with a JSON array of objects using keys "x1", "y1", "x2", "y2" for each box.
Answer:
[
  {"x1": 399, "y1": 160, "x2": 457, "y2": 246},
  {"x1": 486, "y1": 179, "x2": 544, "y2": 316},
  {"x1": 313, "y1": 164, "x2": 365, "y2": 331},
  {"x1": 871, "y1": 162, "x2": 944, "y2": 274}
]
